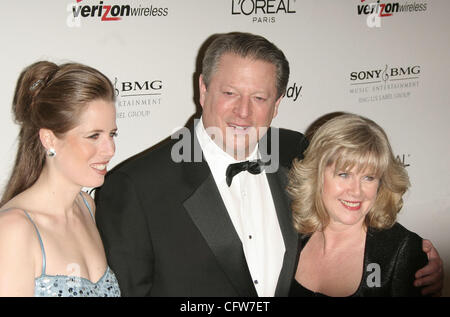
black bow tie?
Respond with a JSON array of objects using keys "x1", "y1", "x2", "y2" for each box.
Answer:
[{"x1": 225, "y1": 159, "x2": 266, "y2": 187}]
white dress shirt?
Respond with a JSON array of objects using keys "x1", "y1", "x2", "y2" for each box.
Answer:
[{"x1": 195, "y1": 118, "x2": 285, "y2": 297}]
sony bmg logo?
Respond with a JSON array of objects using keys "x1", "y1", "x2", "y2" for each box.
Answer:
[{"x1": 350, "y1": 65, "x2": 421, "y2": 82}]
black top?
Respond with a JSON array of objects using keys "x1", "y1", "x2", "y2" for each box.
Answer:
[{"x1": 289, "y1": 222, "x2": 428, "y2": 297}]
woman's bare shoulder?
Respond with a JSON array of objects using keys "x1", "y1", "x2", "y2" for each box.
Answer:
[
  {"x1": 0, "y1": 207, "x2": 37, "y2": 241},
  {"x1": 0, "y1": 207, "x2": 39, "y2": 296}
]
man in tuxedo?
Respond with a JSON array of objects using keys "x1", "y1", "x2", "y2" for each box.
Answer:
[{"x1": 95, "y1": 32, "x2": 443, "y2": 296}]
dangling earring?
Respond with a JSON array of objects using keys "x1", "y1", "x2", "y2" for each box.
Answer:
[{"x1": 48, "y1": 148, "x2": 56, "y2": 157}]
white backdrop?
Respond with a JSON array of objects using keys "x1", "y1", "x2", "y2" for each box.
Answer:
[{"x1": 1, "y1": 0, "x2": 449, "y2": 296}]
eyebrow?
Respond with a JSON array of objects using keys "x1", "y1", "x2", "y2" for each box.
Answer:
[{"x1": 87, "y1": 128, "x2": 118, "y2": 133}]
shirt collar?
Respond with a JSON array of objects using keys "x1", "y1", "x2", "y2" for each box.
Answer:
[{"x1": 195, "y1": 117, "x2": 259, "y2": 184}]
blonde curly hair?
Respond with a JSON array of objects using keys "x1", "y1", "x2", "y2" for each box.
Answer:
[{"x1": 287, "y1": 113, "x2": 410, "y2": 234}]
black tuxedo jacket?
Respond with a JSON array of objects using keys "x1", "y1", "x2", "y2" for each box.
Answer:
[{"x1": 95, "y1": 126, "x2": 308, "y2": 296}]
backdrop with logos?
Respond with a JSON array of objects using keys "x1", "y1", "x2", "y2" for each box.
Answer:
[{"x1": 1, "y1": 0, "x2": 449, "y2": 295}]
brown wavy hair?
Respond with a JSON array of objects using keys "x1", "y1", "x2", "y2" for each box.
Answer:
[
  {"x1": 1, "y1": 61, "x2": 115, "y2": 206},
  {"x1": 287, "y1": 113, "x2": 410, "y2": 234}
]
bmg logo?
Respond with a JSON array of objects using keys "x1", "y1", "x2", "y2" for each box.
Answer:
[{"x1": 114, "y1": 77, "x2": 163, "y2": 97}]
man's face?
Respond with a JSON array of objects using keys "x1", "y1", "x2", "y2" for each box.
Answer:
[{"x1": 199, "y1": 53, "x2": 282, "y2": 160}]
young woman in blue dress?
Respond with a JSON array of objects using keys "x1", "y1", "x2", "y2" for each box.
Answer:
[{"x1": 0, "y1": 61, "x2": 121, "y2": 297}]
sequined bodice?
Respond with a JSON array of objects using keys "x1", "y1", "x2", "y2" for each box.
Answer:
[
  {"x1": 21, "y1": 192, "x2": 121, "y2": 297},
  {"x1": 35, "y1": 267, "x2": 120, "y2": 297}
]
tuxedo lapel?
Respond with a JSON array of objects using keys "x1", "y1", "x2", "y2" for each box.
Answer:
[
  {"x1": 266, "y1": 166, "x2": 298, "y2": 296},
  {"x1": 180, "y1": 125, "x2": 297, "y2": 297},
  {"x1": 180, "y1": 124, "x2": 257, "y2": 297},
  {"x1": 183, "y1": 173, "x2": 257, "y2": 297},
  {"x1": 259, "y1": 127, "x2": 298, "y2": 296}
]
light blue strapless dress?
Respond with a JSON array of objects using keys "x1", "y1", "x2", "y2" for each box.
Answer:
[{"x1": 20, "y1": 193, "x2": 121, "y2": 297}]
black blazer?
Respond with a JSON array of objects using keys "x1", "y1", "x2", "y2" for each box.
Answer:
[
  {"x1": 95, "y1": 126, "x2": 308, "y2": 296},
  {"x1": 290, "y1": 222, "x2": 428, "y2": 297}
]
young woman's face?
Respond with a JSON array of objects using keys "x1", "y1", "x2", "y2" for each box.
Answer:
[{"x1": 53, "y1": 99, "x2": 117, "y2": 188}]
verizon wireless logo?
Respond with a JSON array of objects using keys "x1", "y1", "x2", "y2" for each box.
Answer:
[{"x1": 67, "y1": 0, "x2": 168, "y2": 26}]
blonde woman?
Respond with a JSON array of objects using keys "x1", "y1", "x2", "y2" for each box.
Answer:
[{"x1": 287, "y1": 113, "x2": 435, "y2": 296}]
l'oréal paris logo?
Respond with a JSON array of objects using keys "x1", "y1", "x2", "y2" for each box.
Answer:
[{"x1": 231, "y1": 0, "x2": 296, "y2": 24}]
